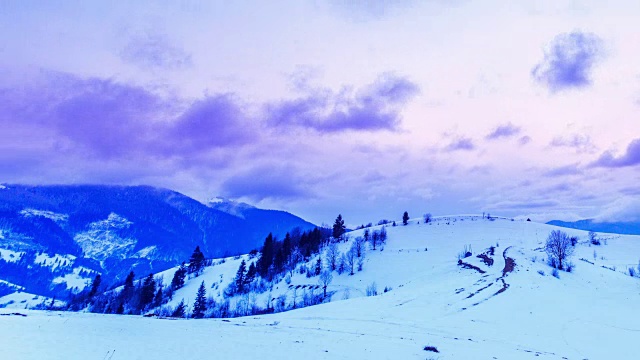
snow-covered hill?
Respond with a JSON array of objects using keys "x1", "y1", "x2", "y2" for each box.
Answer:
[
  {"x1": 3, "y1": 215, "x2": 638, "y2": 359},
  {"x1": 0, "y1": 184, "x2": 316, "y2": 299}
]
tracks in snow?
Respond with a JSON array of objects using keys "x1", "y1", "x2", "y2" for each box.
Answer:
[{"x1": 460, "y1": 246, "x2": 516, "y2": 309}]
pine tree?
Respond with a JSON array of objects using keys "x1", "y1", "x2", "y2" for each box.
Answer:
[
  {"x1": 257, "y1": 233, "x2": 275, "y2": 277},
  {"x1": 171, "y1": 263, "x2": 187, "y2": 290},
  {"x1": 153, "y1": 287, "x2": 163, "y2": 307},
  {"x1": 192, "y1": 281, "x2": 207, "y2": 318},
  {"x1": 245, "y1": 262, "x2": 256, "y2": 288},
  {"x1": 315, "y1": 257, "x2": 322, "y2": 276},
  {"x1": 87, "y1": 274, "x2": 101, "y2": 300},
  {"x1": 402, "y1": 211, "x2": 409, "y2": 226},
  {"x1": 139, "y1": 274, "x2": 156, "y2": 311},
  {"x1": 332, "y1": 214, "x2": 346, "y2": 239},
  {"x1": 172, "y1": 299, "x2": 186, "y2": 318},
  {"x1": 121, "y1": 271, "x2": 135, "y2": 302},
  {"x1": 234, "y1": 260, "x2": 247, "y2": 294},
  {"x1": 188, "y1": 246, "x2": 206, "y2": 276}
]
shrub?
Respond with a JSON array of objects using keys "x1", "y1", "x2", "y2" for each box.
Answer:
[
  {"x1": 589, "y1": 231, "x2": 600, "y2": 245},
  {"x1": 423, "y1": 345, "x2": 439, "y2": 353},
  {"x1": 552, "y1": 268, "x2": 559, "y2": 278},
  {"x1": 537, "y1": 270, "x2": 545, "y2": 276},
  {"x1": 570, "y1": 236, "x2": 578, "y2": 246},
  {"x1": 366, "y1": 282, "x2": 378, "y2": 297},
  {"x1": 458, "y1": 244, "x2": 472, "y2": 260},
  {"x1": 629, "y1": 267, "x2": 636, "y2": 277},
  {"x1": 566, "y1": 262, "x2": 574, "y2": 273}
]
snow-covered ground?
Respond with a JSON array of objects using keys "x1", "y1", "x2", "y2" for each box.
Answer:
[
  {"x1": 0, "y1": 291, "x2": 63, "y2": 309},
  {"x1": 1, "y1": 216, "x2": 639, "y2": 359}
]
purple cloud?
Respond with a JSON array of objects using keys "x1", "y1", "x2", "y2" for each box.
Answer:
[
  {"x1": 119, "y1": 32, "x2": 192, "y2": 70},
  {"x1": 518, "y1": 136, "x2": 532, "y2": 146},
  {"x1": 486, "y1": 123, "x2": 521, "y2": 140},
  {"x1": 550, "y1": 133, "x2": 596, "y2": 153},
  {"x1": 0, "y1": 72, "x2": 252, "y2": 161},
  {"x1": 220, "y1": 166, "x2": 312, "y2": 201},
  {"x1": 266, "y1": 73, "x2": 419, "y2": 132},
  {"x1": 532, "y1": 31, "x2": 604, "y2": 92},
  {"x1": 445, "y1": 137, "x2": 475, "y2": 152},
  {"x1": 159, "y1": 95, "x2": 255, "y2": 156},
  {"x1": 543, "y1": 164, "x2": 582, "y2": 177},
  {"x1": 591, "y1": 138, "x2": 640, "y2": 168}
]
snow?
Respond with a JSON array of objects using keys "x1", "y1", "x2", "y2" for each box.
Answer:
[
  {"x1": 134, "y1": 245, "x2": 157, "y2": 258},
  {"x1": 0, "y1": 292, "x2": 61, "y2": 309},
  {"x1": 2, "y1": 216, "x2": 640, "y2": 359},
  {"x1": 20, "y1": 208, "x2": 69, "y2": 223},
  {"x1": 52, "y1": 267, "x2": 92, "y2": 292},
  {"x1": 34, "y1": 253, "x2": 76, "y2": 269},
  {"x1": 73, "y1": 213, "x2": 136, "y2": 260},
  {"x1": 0, "y1": 248, "x2": 22, "y2": 262}
]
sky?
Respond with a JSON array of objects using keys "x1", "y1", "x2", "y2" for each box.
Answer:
[{"x1": 1, "y1": 0, "x2": 640, "y2": 226}]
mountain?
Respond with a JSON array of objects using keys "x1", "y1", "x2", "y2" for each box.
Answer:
[
  {"x1": 3, "y1": 215, "x2": 639, "y2": 359},
  {"x1": 547, "y1": 218, "x2": 640, "y2": 235},
  {"x1": 0, "y1": 184, "x2": 316, "y2": 298}
]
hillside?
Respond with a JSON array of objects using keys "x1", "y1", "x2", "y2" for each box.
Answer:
[
  {"x1": 3, "y1": 215, "x2": 638, "y2": 359},
  {"x1": 0, "y1": 185, "x2": 315, "y2": 298}
]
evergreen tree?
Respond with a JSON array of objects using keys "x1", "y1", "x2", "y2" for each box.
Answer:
[
  {"x1": 153, "y1": 287, "x2": 163, "y2": 307},
  {"x1": 171, "y1": 263, "x2": 187, "y2": 290},
  {"x1": 188, "y1": 246, "x2": 206, "y2": 276},
  {"x1": 402, "y1": 211, "x2": 409, "y2": 226},
  {"x1": 87, "y1": 274, "x2": 101, "y2": 300},
  {"x1": 332, "y1": 214, "x2": 346, "y2": 239},
  {"x1": 172, "y1": 299, "x2": 186, "y2": 318},
  {"x1": 121, "y1": 271, "x2": 135, "y2": 302},
  {"x1": 282, "y1": 233, "x2": 292, "y2": 261},
  {"x1": 139, "y1": 274, "x2": 156, "y2": 311},
  {"x1": 257, "y1": 233, "x2": 275, "y2": 277},
  {"x1": 315, "y1": 257, "x2": 322, "y2": 276},
  {"x1": 245, "y1": 262, "x2": 256, "y2": 288},
  {"x1": 234, "y1": 259, "x2": 247, "y2": 294},
  {"x1": 192, "y1": 281, "x2": 207, "y2": 318}
]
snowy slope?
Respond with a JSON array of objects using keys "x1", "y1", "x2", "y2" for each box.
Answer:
[{"x1": 2, "y1": 216, "x2": 639, "y2": 359}]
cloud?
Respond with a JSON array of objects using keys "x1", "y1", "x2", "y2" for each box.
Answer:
[
  {"x1": 220, "y1": 165, "x2": 312, "y2": 201},
  {"x1": 532, "y1": 31, "x2": 604, "y2": 92},
  {"x1": 591, "y1": 138, "x2": 640, "y2": 168},
  {"x1": 487, "y1": 199, "x2": 560, "y2": 210},
  {"x1": 327, "y1": 0, "x2": 416, "y2": 21},
  {"x1": 518, "y1": 136, "x2": 532, "y2": 146},
  {"x1": 550, "y1": 133, "x2": 596, "y2": 153},
  {"x1": 119, "y1": 32, "x2": 193, "y2": 70},
  {"x1": 0, "y1": 71, "x2": 253, "y2": 161},
  {"x1": 265, "y1": 73, "x2": 419, "y2": 133},
  {"x1": 444, "y1": 137, "x2": 475, "y2": 152},
  {"x1": 158, "y1": 95, "x2": 255, "y2": 156},
  {"x1": 485, "y1": 123, "x2": 521, "y2": 140},
  {"x1": 543, "y1": 164, "x2": 582, "y2": 177},
  {"x1": 596, "y1": 197, "x2": 640, "y2": 222}
]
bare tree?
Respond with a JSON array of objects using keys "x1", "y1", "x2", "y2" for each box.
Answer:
[
  {"x1": 318, "y1": 270, "x2": 333, "y2": 297},
  {"x1": 354, "y1": 236, "x2": 365, "y2": 257},
  {"x1": 371, "y1": 231, "x2": 380, "y2": 250},
  {"x1": 325, "y1": 242, "x2": 339, "y2": 271},
  {"x1": 545, "y1": 230, "x2": 574, "y2": 270},
  {"x1": 345, "y1": 245, "x2": 357, "y2": 275}
]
